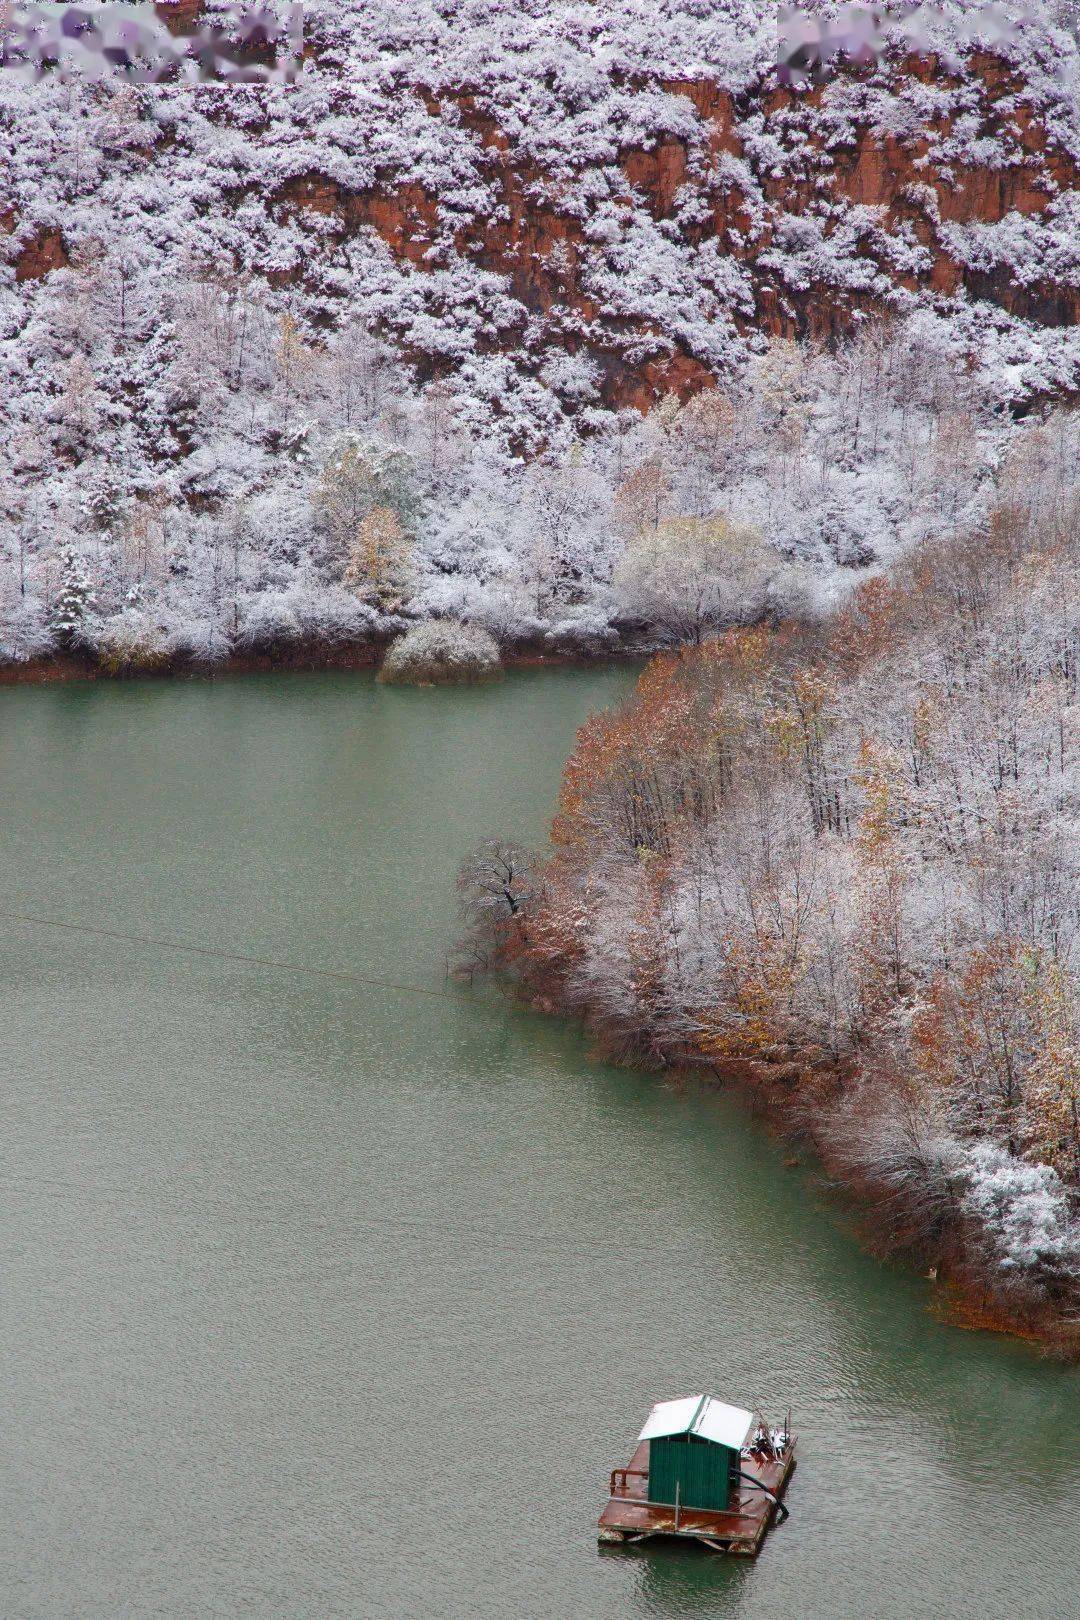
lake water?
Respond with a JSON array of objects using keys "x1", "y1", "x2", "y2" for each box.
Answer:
[{"x1": 0, "y1": 668, "x2": 1077, "y2": 1619}]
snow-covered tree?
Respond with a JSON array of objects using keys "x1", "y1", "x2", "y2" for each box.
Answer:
[
  {"x1": 342, "y1": 507, "x2": 413, "y2": 610},
  {"x1": 51, "y1": 542, "x2": 96, "y2": 648},
  {"x1": 613, "y1": 514, "x2": 785, "y2": 643},
  {"x1": 312, "y1": 437, "x2": 415, "y2": 578}
]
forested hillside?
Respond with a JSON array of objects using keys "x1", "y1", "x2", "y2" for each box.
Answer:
[
  {"x1": 2, "y1": 1, "x2": 1080, "y2": 670},
  {"x1": 465, "y1": 476, "x2": 1080, "y2": 1347}
]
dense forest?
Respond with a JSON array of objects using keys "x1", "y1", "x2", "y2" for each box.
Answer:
[
  {"x1": 463, "y1": 456, "x2": 1080, "y2": 1348},
  {"x1": 2, "y1": 317, "x2": 1076, "y2": 675}
]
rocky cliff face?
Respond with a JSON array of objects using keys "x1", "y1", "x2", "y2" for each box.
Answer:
[
  {"x1": 267, "y1": 42, "x2": 1080, "y2": 414},
  {"x1": 3, "y1": 2, "x2": 1079, "y2": 436}
]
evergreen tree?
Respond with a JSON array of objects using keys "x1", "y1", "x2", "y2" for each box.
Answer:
[{"x1": 52, "y1": 543, "x2": 96, "y2": 648}]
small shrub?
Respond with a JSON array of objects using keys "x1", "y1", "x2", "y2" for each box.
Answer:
[
  {"x1": 236, "y1": 591, "x2": 301, "y2": 653},
  {"x1": 0, "y1": 596, "x2": 55, "y2": 664},
  {"x1": 95, "y1": 612, "x2": 170, "y2": 675},
  {"x1": 379, "y1": 618, "x2": 502, "y2": 685}
]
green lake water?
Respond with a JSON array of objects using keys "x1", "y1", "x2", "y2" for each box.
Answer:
[{"x1": 0, "y1": 668, "x2": 1077, "y2": 1618}]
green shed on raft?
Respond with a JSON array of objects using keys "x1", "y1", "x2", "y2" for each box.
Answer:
[{"x1": 639, "y1": 1395, "x2": 756, "y2": 1512}]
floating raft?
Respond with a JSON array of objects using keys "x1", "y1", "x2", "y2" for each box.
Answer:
[{"x1": 598, "y1": 1431, "x2": 796, "y2": 1556}]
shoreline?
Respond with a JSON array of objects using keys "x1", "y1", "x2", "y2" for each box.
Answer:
[
  {"x1": 511, "y1": 985, "x2": 1080, "y2": 1359},
  {"x1": 0, "y1": 637, "x2": 647, "y2": 690}
]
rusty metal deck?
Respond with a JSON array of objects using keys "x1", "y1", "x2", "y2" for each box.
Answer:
[{"x1": 598, "y1": 1438, "x2": 796, "y2": 1556}]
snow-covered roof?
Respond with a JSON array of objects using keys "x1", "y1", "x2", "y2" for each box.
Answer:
[{"x1": 638, "y1": 1395, "x2": 755, "y2": 1450}]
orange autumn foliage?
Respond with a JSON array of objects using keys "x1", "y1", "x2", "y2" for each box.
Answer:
[{"x1": 477, "y1": 502, "x2": 1079, "y2": 1348}]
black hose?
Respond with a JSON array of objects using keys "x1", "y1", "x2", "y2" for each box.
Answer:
[{"x1": 736, "y1": 1468, "x2": 790, "y2": 1522}]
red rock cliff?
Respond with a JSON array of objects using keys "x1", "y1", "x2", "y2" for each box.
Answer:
[{"x1": 273, "y1": 47, "x2": 1079, "y2": 412}]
